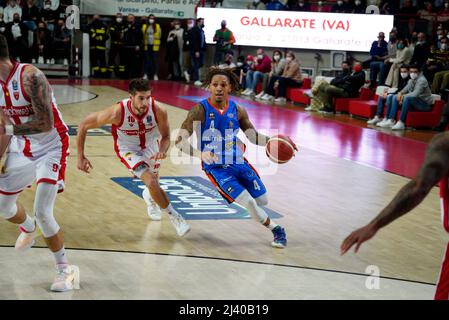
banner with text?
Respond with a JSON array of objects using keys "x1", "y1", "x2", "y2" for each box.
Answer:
[
  {"x1": 80, "y1": 0, "x2": 198, "y2": 19},
  {"x1": 198, "y1": 8, "x2": 394, "y2": 52}
]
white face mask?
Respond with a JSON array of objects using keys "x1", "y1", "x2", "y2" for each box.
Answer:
[
  {"x1": 318, "y1": 1, "x2": 323, "y2": 5},
  {"x1": 187, "y1": 23, "x2": 194, "y2": 29},
  {"x1": 286, "y1": 56, "x2": 293, "y2": 62},
  {"x1": 337, "y1": 1, "x2": 343, "y2": 5},
  {"x1": 273, "y1": 55, "x2": 280, "y2": 61},
  {"x1": 116, "y1": 18, "x2": 122, "y2": 23},
  {"x1": 0, "y1": 27, "x2": 5, "y2": 33},
  {"x1": 44, "y1": 4, "x2": 51, "y2": 9},
  {"x1": 442, "y1": 44, "x2": 448, "y2": 50},
  {"x1": 400, "y1": 72, "x2": 409, "y2": 79},
  {"x1": 355, "y1": 0, "x2": 361, "y2": 5},
  {"x1": 410, "y1": 72, "x2": 418, "y2": 80},
  {"x1": 175, "y1": 25, "x2": 180, "y2": 30},
  {"x1": 237, "y1": 62, "x2": 243, "y2": 67},
  {"x1": 149, "y1": 19, "x2": 155, "y2": 24},
  {"x1": 257, "y1": 54, "x2": 263, "y2": 60}
]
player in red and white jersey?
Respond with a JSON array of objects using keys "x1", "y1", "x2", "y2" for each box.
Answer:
[
  {"x1": 341, "y1": 131, "x2": 449, "y2": 300},
  {"x1": 0, "y1": 35, "x2": 79, "y2": 292},
  {"x1": 77, "y1": 78, "x2": 190, "y2": 236}
]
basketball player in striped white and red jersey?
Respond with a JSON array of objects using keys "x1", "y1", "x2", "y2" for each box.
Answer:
[
  {"x1": 341, "y1": 132, "x2": 449, "y2": 300},
  {"x1": 76, "y1": 78, "x2": 190, "y2": 236},
  {"x1": 0, "y1": 35, "x2": 80, "y2": 292}
]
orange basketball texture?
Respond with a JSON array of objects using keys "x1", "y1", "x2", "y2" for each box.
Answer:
[{"x1": 266, "y1": 135, "x2": 297, "y2": 163}]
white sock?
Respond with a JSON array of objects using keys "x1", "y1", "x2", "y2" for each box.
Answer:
[
  {"x1": 20, "y1": 215, "x2": 35, "y2": 233},
  {"x1": 163, "y1": 203, "x2": 178, "y2": 216},
  {"x1": 265, "y1": 219, "x2": 278, "y2": 231},
  {"x1": 53, "y1": 247, "x2": 69, "y2": 268}
]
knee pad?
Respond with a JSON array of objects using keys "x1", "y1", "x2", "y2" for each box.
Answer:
[
  {"x1": 0, "y1": 201, "x2": 18, "y2": 220},
  {"x1": 255, "y1": 194, "x2": 268, "y2": 207},
  {"x1": 34, "y1": 183, "x2": 60, "y2": 238}
]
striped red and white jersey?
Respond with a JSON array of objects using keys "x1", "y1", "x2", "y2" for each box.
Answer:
[
  {"x1": 0, "y1": 62, "x2": 69, "y2": 157},
  {"x1": 439, "y1": 177, "x2": 449, "y2": 235},
  {"x1": 111, "y1": 98, "x2": 160, "y2": 155}
]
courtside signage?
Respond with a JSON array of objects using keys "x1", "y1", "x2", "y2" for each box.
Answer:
[
  {"x1": 111, "y1": 176, "x2": 283, "y2": 220},
  {"x1": 198, "y1": 7, "x2": 394, "y2": 52}
]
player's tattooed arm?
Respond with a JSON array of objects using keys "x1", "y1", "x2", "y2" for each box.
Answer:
[
  {"x1": 175, "y1": 104, "x2": 204, "y2": 158},
  {"x1": 341, "y1": 132, "x2": 449, "y2": 255},
  {"x1": 371, "y1": 132, "x2": 449, "y2": 230},
  {"x1": 237, "y1": 105, "x2": 269, "y2": 146},
  {"x1": 13, "y1": 66, "x2": 53, "y2": 135}
]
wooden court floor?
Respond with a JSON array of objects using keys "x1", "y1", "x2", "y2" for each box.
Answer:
[{"x1": 0, "y1": 84, "x2": 447, "y2": 299}]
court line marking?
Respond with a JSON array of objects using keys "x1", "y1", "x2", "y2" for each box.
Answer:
[{"x1": 0, "y1": 245, "x2": 435, "y2": 287}]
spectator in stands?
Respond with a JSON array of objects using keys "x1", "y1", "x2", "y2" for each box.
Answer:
[
  {"x1": 266, "y1": 0, "x2": 285, "y2": 10},
  {"x1": 234, "y1": 55, "x2": 251, "y2": 90},
  {"x1": 368, "y1": 65, "x2": 411, "y2": 126},
  {"x1": 399, "y1": 0, "x2": 418, "y2": 14},
  {"x1": 380, "y1": 1, "x2": 400, "y2": 14},
  {"x1": 22, "y1": 0, "x2": 39, "y2": 32},
  {"x1": 382, "y1": 65, "x2": 433, "y2": 130},
  {"x1": 342, "y1": 0, "x2": 354, "y2": 12},
  {"x1": 108, "y1": 13, "x2": 126, "y2": 78},
  {"x1": 3, "y1": 0, "x2": 21, "y2": 24},
  {"x1": 123, "y1": 14, "x2": 142, "y2": 79},
  {"x1": 218, "y1": 51, "x2": 236, "y2": 70},
  {"x1": 5, "y1": 12, "x2": 28, "y2": 62},
  {"x1": 385, "y1": 38, "x2": 412, "y2": 88},
  {"x1": 0, "y1": 13, "x2": 6, "y2": 37},
  {"x1": 378, "y1": 30, "x2": 399, "y2": 86},
  {"x1": 166, "y1": 22, "x2": 182, "y2": 80},
  {"x1": 305, "y1": 60, "x2": 352, "y2": 112},
  {"x1": 367, "y1": 32, "x2": 388, "y2": 88},
  {"x1": 438, "y1": 1, "x2": 449, "y2": 15},
  {"x1": 247, "y1": 0, "x2": 266, "y2": 9},
  {"x1": 256, "y1": 49, "x2": 286, "y2": 100},
  {"x1": 242, "y1": 48, "x2": 271, "y2": 97},
  {"x1": 190, "y1": 17, "x2": 206, "y2": 86},
  {"x1": 142, "y1": 14, "x2": 162, "y2": 80},
  {"x1": 182, "y1": 18, "x2": 194, "y2": 82},
  {"x1": 288, "y1": 0, "x2": 311, "y2": 11},
  {"x1": 33, "y1": 20, "x2": 51, "y2": 63},
  {"x1": 168, "y1": 19, "x2": 183, "y2": 81},
  {"x1": 419, "y1": 2, "x2": 437, "y2": 35},
  {"x1": 331, "y1": 0, "x2": 346, "y2": 13},
  {"x1": 316, "y1": 61, "x2": 366, "y2": 114},
  {"x1": 352, "y1": 0, "x2": 366, "y2": 13},
  {"x1": 424, "y1": 36, "x2": 449, "y2": 82},
  {"x1": 40, "y1": 0, "x2": 59, "y2": 34},
  {"x1": 411, "y1": 32, "x2": 431, "y2": 69},
  {"x1": 53, "y1": 18, "x2": 70, "y2": 64},
  {"x1": 262, "y1": 51, "x2": 303, "y2": 105},
  {"x1": 213, "y1": 20, "x2": 235, "y2": 65}
]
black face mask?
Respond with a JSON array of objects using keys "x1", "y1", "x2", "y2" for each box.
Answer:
[
  {"x1": 13, "y1": 18, "x2": 20, "y2": 23},
  {"x1": 221, "y1": 24, "x2": 226, "y2": 29}
]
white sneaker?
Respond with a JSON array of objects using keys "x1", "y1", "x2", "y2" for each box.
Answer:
[
  {"x1": 184, "y1": 71, "x2": 190, "y2": 82},
  {"x1": 305, "y1": 106, "x2": 314, "y2": 111},
  {"x1": 241, "y1": 88, "x2": 249, "y2": 95},
  {"x1": 46, "y1": 59, "x2": 51, "y2": 64},
  {"x1": 367, "y1": 115, "x2": 382, "y2": 125},
  {"x1": 153, "y1": 74, "x2": 159, "y2": 81},
  {"x1": 31, "y1": 58, "x2": 36, "y2": 64},
  {"x1": 378, "y1": 119, "x2": 395, "y2": 128},
  {"x1": 243, "y1": 89, "x2": 253, "y2": 96},
  {"x1": 376, "y1": 118, "x2": 388, "y2": 127},
  {"x1": 274, "y1": 97, "x2": 287, "y2": 104},
  {"x1": 142, "y1": 188, "x2": 161, "y2": 221},
  {"x1": 255, "y1": 91, "x2": 265, "y2": 99},
  {"x1": 38, "y1": 56, "x2": 44, "y2": 64},
  {"x1": 50, "y1": 58, "x2": 55, "y2": 64},
  {"x1": 143, "y1": 74, "x2": 148, "y2": 80},
  {"x1": 261, "y1": 94, "x2": 273, "y2": 101},
  {"x1": 63, "y1": 59, "x2": 68, "y2": 65},
  {"x1": 15, "y1": 225, "x2": 37, "y2": 252},
  {"x1": 169, "y1": 213, "x2": 190, "y2": 237},
  {"x1": 194, "y1": 80, "x2": 203, "y2": 87},
  {"x1": 50, "y1": 265, "x2": 80, "y2": 292},
  {"x1": 392, "y1": 120, "x2": 405, "y2": 130}
]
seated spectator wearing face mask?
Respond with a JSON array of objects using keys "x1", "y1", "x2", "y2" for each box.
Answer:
[
  {"x1": 246, "y1": 0, "x2": 266, "y2": 10},
  {"x1": 331, "y1": 0, "x2": 346, "y2": 13},
  {"x1": 381, "y1": 65, "x2": 433, "y2": 130},
  {"x1": 424, "y1": 36, "x2": 449, "y2": 83},
  {"x1": 22, "y1": 0, "x2": 39, "y2": 32},
  {"x1": 0, "y1": 13, "x2": 6, "y2": 36},
  {"x1": 33, "y1": 21, "x2": 52, "y2": 63},
  {"x1": 262, "y1": 51, "x2": 303, "y2": 104},
  {"x1": 317, "y1": 61, "x2": 366, "y2": 114},
  {"x1": 410, "y1": 32, "x2": 431, "y2": 69},
  {"x1": 369, "y1": 65, "x2": 411, "y2": 126},
  {"x1": 352, "y1": 0, "x2": 366, "y2": 14},
  {"x1": 385, "y1": 39, "x2": 412, "y2": 88},
  {"x1": 5, "y1": 12, "x2": 29, "y2": 62},
  {"x1": 40, "y1": 0, "x2": 61, "y2": 34},
  {"x1": 242, "y1": 48, "x2": 271, "y2": 97},
  {"x1": 234, "y1": 55, "x2": 250, "y2": 90},
  {"x1": 3, "y1": 0, "x2": 21, "y2": 24},
  {"x1": 218, "y1": 51, "x2": 236, "y2": 70},
  {"x1": 288, "y1": 0, "x2": 311, "y2": 11},
  {"x1": 256, "y1": 50, "x2": 286, "y2": 100}
]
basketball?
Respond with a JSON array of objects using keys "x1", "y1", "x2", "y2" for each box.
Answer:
[{"x1": 266, "y1": 135, "x2": 297, "y2": 164}]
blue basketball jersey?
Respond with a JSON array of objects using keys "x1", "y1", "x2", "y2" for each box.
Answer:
[{"x1": 200, "y1": 98, "x2": 244, "y2": 171}]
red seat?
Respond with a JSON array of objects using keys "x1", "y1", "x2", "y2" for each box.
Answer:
[
  {"x1": 349, "y1": 95, "x2": 380, "y2": 119},
  {"x1": 397, "y1": 99, "x2": 445, "y2": 128},
  {"x1": 287, "y1": 78, "x2": 312, "y2": 105},
  {"x1": 334, "y1": 87, "x2": 373, "y2": 113}
]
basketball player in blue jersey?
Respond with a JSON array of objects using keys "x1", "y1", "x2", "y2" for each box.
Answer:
[{"x1": 176, "y1": 68, "x2": 296, "y2": 248}]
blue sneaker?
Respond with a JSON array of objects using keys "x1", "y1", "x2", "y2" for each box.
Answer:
[{"x1": 271, "y1": 226, "x2": 287, "y2": 248}]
